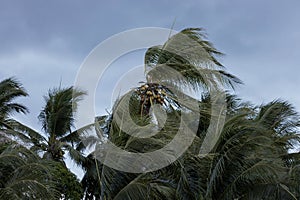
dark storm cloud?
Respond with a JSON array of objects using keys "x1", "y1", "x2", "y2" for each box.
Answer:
[{"x1": 0, "y1": 0, "x2": 186, "y2": 56}]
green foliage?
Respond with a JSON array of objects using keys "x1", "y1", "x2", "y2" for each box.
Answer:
[
  {"x1": 0, "y1": 141, "x2": 58, "y2": 200},
  {"x1": 0, "y1": 77, "x2": 28, "y2": 129},
  {"x1": 50, "y1": 161, "x2": 83, "y2": 200},
  {"x1": 0, "y1": 81, "x2": 86, "y2": 199},
  {"x1": 5, "y1": 86, "x2": 87, "y2": 163},
  {"x1": 38, "y1": 87, "x2": 85, "y2": 139},
  {"x1": 81, "y1": 28, "x2": 300, "y2": 200}
]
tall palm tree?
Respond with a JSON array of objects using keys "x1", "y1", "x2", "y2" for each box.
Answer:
[
  {"x1": 0, "y1": 79, "x2": 84, "y2": 198},
  {"x1": 81, "y1": 27, "x2": 241, "y2": 199},
  {"x1": 7, "y1": 86, "x2": 87, "y2": 164},
  {"x1": 81, "y1": 28, "x2": 300, "y2": 200}
]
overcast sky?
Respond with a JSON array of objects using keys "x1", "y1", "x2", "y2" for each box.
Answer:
[{"x1": 1, "y1": 0, "x2": 300, "y2": 177}]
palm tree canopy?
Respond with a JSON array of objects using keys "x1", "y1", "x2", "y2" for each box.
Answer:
[
  {"x1": 81, "y1": 28, "x2": 300, "y2": 200},
  {"x1": 145, "y1": 28, "x2": 242, "y2": 92},
  {"x1": 39, "y1": 86, "x2": 86, "y2": 138},
  {"x1": 5, "y1": 86, "x2": 87, "y2": 163}
]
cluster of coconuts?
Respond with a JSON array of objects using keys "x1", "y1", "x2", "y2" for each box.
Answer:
[{"x1": 136, "y1": 83, "x2": 167, "y2": 106}]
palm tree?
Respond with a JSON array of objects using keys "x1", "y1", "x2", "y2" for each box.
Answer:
[
  {"x1": 7, "y1": 86, "x2": 87, "y2": 164},
  {"x1": 0, "y1": 77, "x2": 28, "y2": 129},
  {"x1": 86, "y1": 98, "x2": 300, "y2": 200},
  {"x1": 0, "y1": 79, "x2": 84, "y2": 198},
  {"x1": 205, "y1": 99, "x2": 300, "y2": 199},
  {"x1": 81, "y1": 28, "x2": 300, "y2": 200},
  {"x1": 81, "y1": 27, "x2": 240, "y2": 199}
]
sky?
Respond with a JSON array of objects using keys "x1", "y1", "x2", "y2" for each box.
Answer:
[{"x1": 1, "y1": 0, "x2": 300, "y2": 178}]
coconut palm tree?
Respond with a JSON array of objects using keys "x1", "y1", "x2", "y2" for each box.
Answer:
[
  {"x1": 81, "y1": 27, "x2": 241, "y2": 199},
  {"x1": 7, "y1": 86, "x2": 87, "y2": 164},
  {"x1": 81, "y1": 28, "x2": 300, "y2": 200},
  {"x1": 0, "y1": 79, "x2": 85, "y2": 198}
]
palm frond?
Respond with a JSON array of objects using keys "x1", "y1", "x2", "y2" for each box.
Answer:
[
  {"x1": 0, "y1": 77, "x2": 28, "y2": 127},
  {"x1": 5, "y1": 119, "x2": 47, "y2": 148},
  {"x1": 38, "y1": 86, "x2": 86, "y2": 138},
  {"x1": 145, "y1": 28, "x2": 242, "y2": 92}
]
